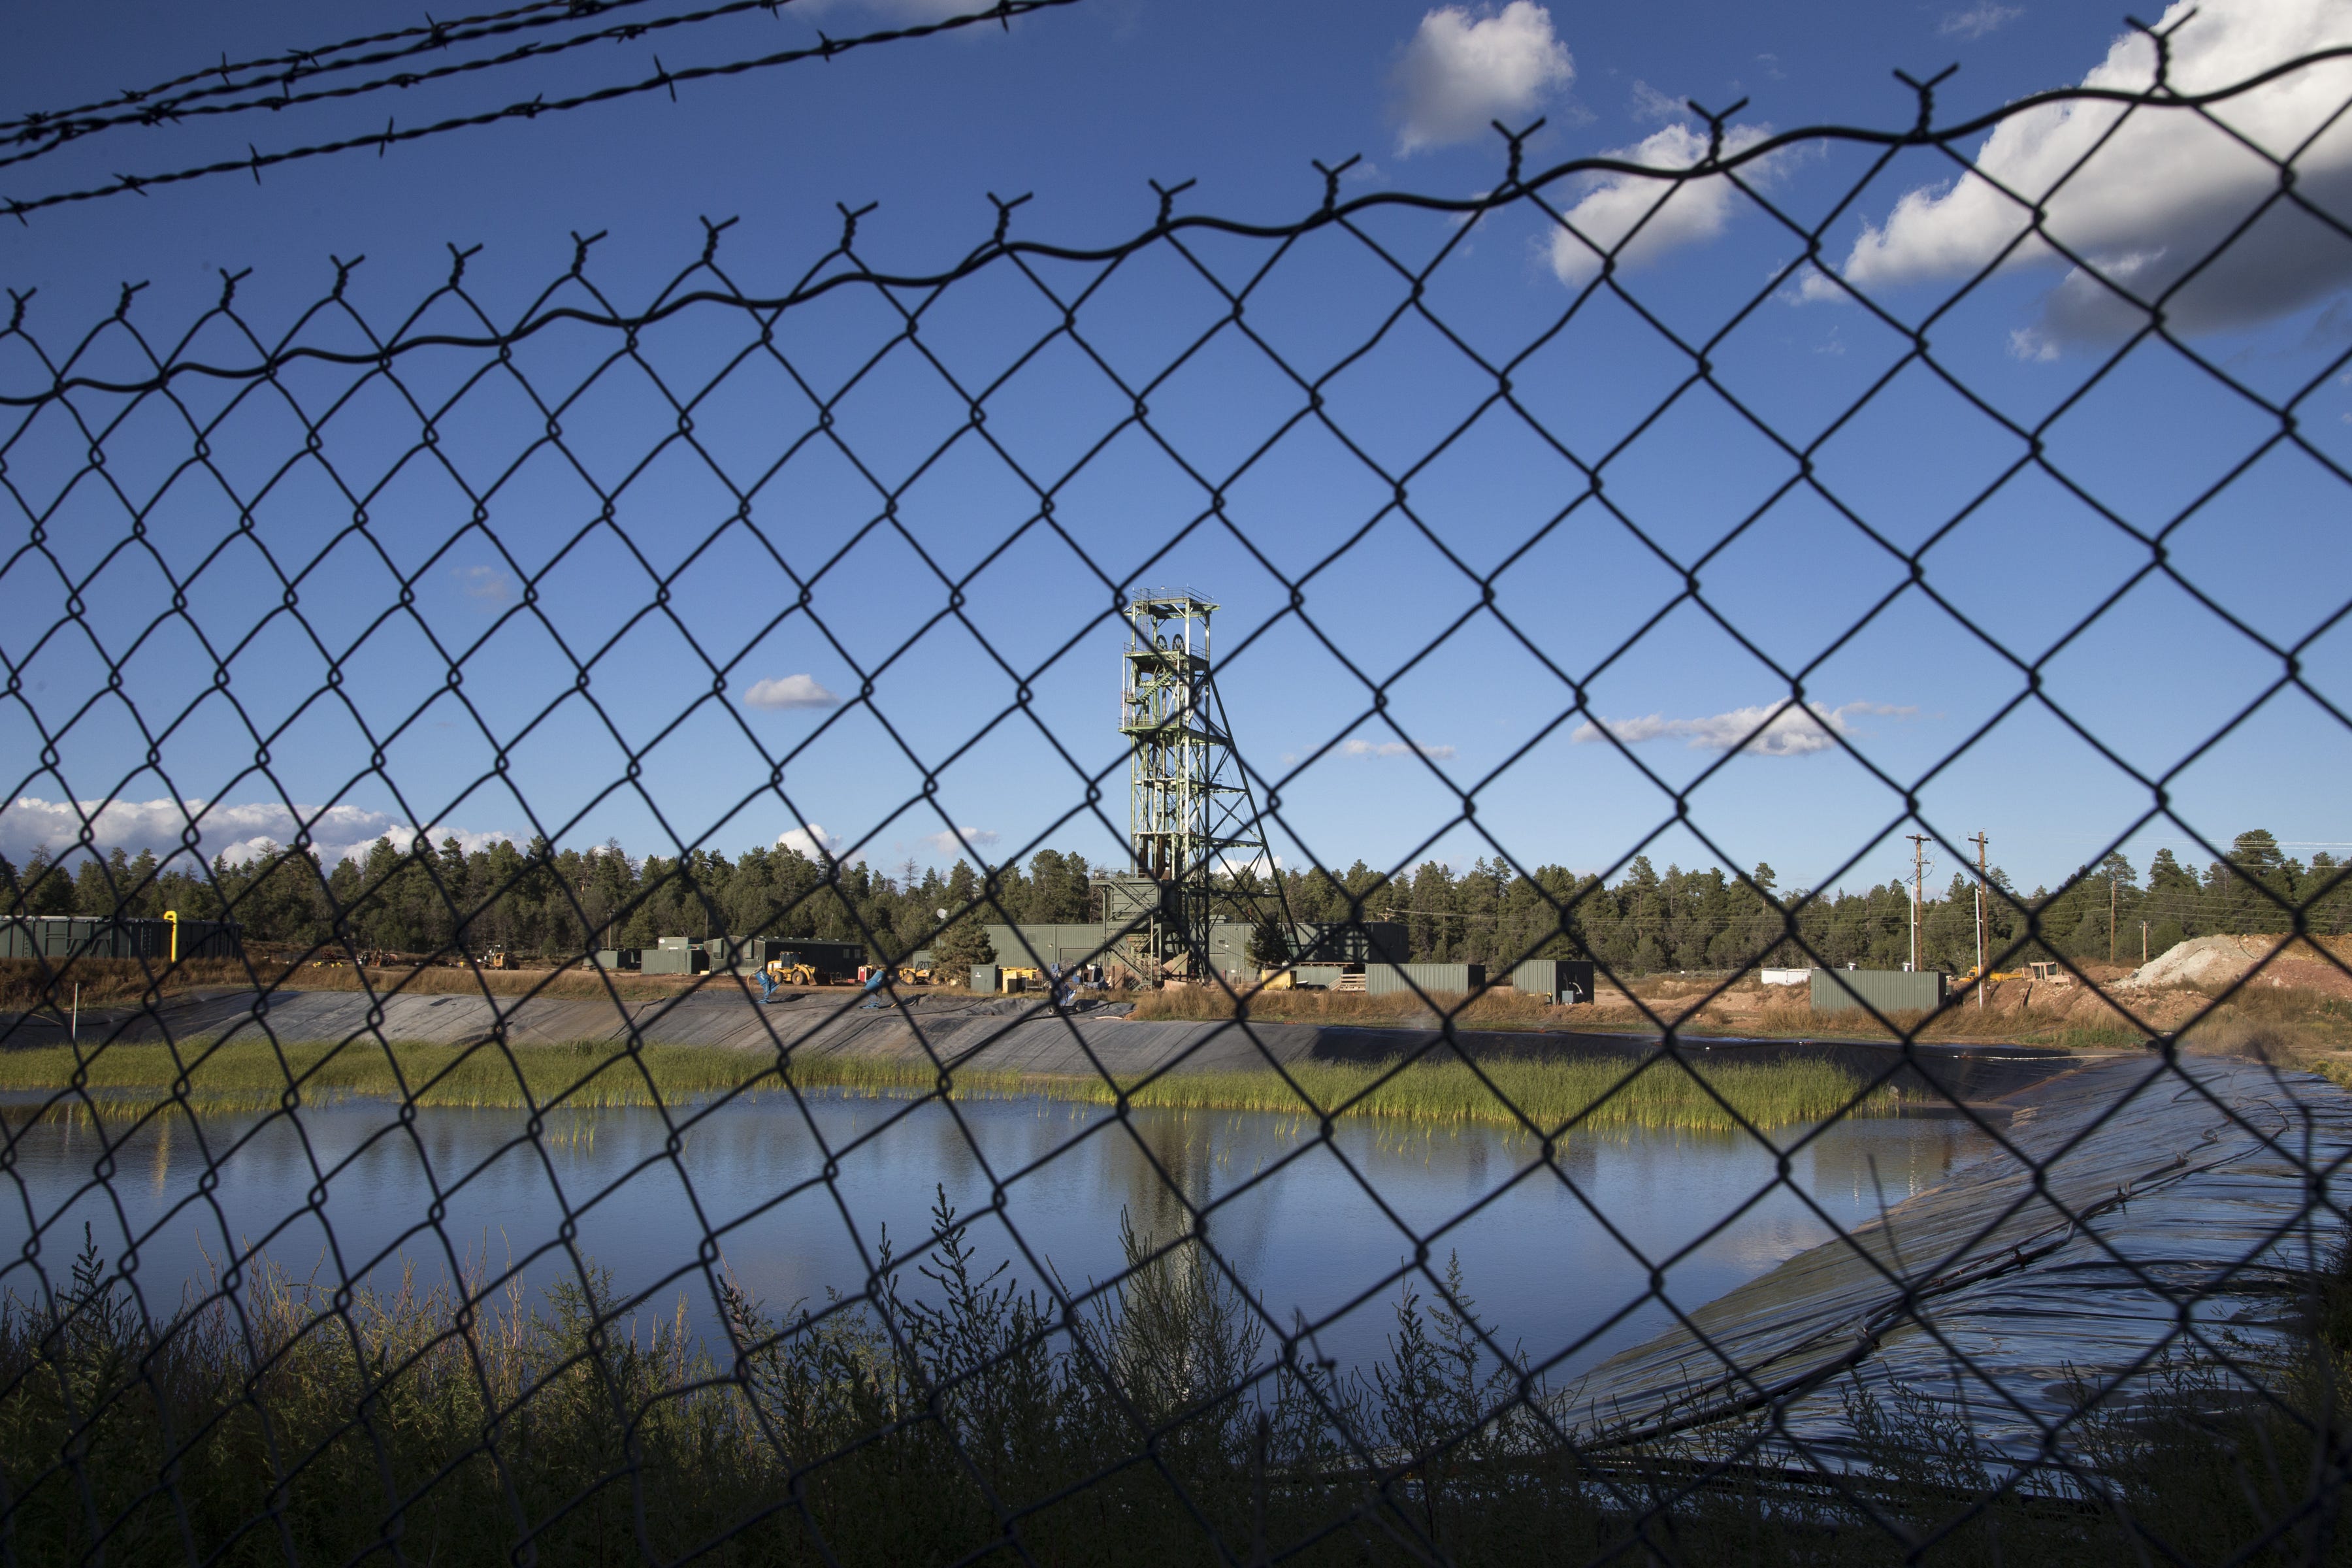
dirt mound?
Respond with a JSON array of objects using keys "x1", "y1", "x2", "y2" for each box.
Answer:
[
  {"x1": 2119, "y1": 935, "x2": 2268, "y2": 990},
  {"x1": 2118, "y1": 935, "x2": 2352, "y2": 1000}
]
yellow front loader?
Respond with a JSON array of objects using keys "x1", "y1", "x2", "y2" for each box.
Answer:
[
  {"x1": 758, "y1": 958, "x2": 823, "y2": 1002},
  {"x1": 765, "y1": 958, "x2": 820, "y2": 988}
]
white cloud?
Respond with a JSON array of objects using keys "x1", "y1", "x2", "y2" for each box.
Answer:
[
  {"x1": 450, "y1": 564, "x2": 513, "y2": 604},
  {"x1": 743, "y1": 674, "x2": 840, "y2": 711},
  {"x1": 1629, "y1": 80, "x2": 1685, "y2": 123},
  {"x1": 1807, "y1": 0, "x2": 2352, "y2": 344},
  {"x1": 1215, "y1": 851, "x2": 1284, "y2": 881},
  {"x1": 923, "y1": 826, "x2": 1000, "y2": 858},
  {"x1": 1940, "y1": 3, "x2": 2023, "y2": 40},
  {"x1": 0, "y1": 796, "x2": 514, "y2": 867},
  {"x1": 1341, "y1": 738, "x2": 1458, "y2": 760},
  {"x1": 1571, "y1": 701, "x2": 1916, "y2": 757},
  {"x1": 1546, "y1": 121, "x2": 1775, "y2": 286},
  {"x1": 776, "y1": 823, "x2": 864, "y2": 865},
  {"x1": 1393, "y1": 2, "x2": 1574, "y2": 154}
]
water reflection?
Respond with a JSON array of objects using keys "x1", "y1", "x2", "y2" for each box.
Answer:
[{"x1": 0, "y1": 1094, "x2": 1989, "y2": 1377}]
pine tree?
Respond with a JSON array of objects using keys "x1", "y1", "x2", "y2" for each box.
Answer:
[
  {"x1": 934, "y1": 915, "x2": 997, "y2": 982},
  {"x1": 1247, "y1": 912, "x2": 1289, "y2": 970}
]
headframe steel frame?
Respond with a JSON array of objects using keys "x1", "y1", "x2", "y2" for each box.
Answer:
[{"x1": 1115, "y1": 589, "x2": 1292, "y2": 980}]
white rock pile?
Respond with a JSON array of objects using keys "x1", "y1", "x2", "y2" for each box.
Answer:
[{"x1": 2114, "y1": 934, "x2": 2272, "y2": 990}]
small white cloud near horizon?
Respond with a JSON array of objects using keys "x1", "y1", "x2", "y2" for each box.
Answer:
[
  {"x1": 1342, "y1": 738, "x2": 1458, "y2": 760},
  {"x1": 1392, "y1": 2, "x2": 1574, "y2": 154},
  {"x1": 776, "y1": 823, "x2": 866, "y2": 865},
  {"x1": 451, "y1": 564, "x2": 514, "y2": 604},
  {"x1": 1629, "y1": 79, "x2": 1686, "y2": 123},
  {"x1": 1546, "y1": 120, "x2": 1776, "y2": 286},
  {"x1": 1940, "y1": 3, "x2": 2023, "y2": 40},
  {"x1": 1803, "y1": 0, "x2": 2352, "y2": 346},
  {"x1": 0, "y1": 796, "x2": 514, "y2": 867},
  {"x1": 743, "y1": 674, "x2": 840, "y2": 711},
  {"x1": 1217, "y1": 851, "x2": 1286, "y2": 881},
  {"x1": 1571, "y1": 701, "x2": 1917, "y2": 757},
  {"x1": 923, "y1": 826, "x2": 1001, "y2": 859}
]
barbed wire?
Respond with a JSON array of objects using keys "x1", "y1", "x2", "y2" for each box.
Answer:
[
  {"x1": 0, "y1": 0, "x2": 600, "y2": 139},
  {"x1": 0, "y1": 0, "x2": 921, "y2": 185},
  {"x1": 0, "y1": 0, "x2": 681, "y2": 164},
  {"x1": 3, "y1": 29, "x2": 2352, "y2": 1568},
  {"x1": 0, "y1": 0, "x2": 1086, "y2": 220}
]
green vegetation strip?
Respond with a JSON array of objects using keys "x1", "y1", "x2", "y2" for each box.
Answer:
[
  {"x1": 1098, "y1": 1055, "x2": 1887, "y2": 1132},
  {"x1": 0, "y1": 1038, "x2": 1889, "y2": 1131}
]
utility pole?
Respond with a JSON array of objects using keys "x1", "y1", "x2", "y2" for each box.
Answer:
[
  {"x1": 2141, "y1": 920, "x2": 2149, "y2": 965},
  {"x1": 1968, "y1": 832, "x2": 1990, "y2": 1009},
  {"x1": 2108, "y1": 866, "x2": 2117, "y2": 966},
  {"x1": 1904, "y1": 833, "x2": 1931, "y2": 974}
]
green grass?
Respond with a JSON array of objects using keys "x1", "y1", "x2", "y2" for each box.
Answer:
[
  {"x1": 0, "y1": 1035, "x2": 1890, "y2": 1133},
  {"x1": 1099, "y1": 1053, "x2": 1890, "y2": 1132}
]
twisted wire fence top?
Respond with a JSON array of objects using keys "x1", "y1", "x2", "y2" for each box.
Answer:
[
  {"x1": 0, "y1": 0, "x2": 1086, "y2": 217},
  {"x1": 1, "y1": 25, "x2": 2351, "y2": 1567}
]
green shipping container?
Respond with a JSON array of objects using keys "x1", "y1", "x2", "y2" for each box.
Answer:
[
  {"x1": 1364, "y1": 962, "x2": 1485, "y2": 997},
  {"x1": 0, "y1": 915, "x2": 242, "y2": 961},
  {"x1": 1809, "y1": 968, "x2": 1946, "y2": 1015},
  {"x1": 1509, "y1": 959, "x2": 1595, "y2": 1003}
]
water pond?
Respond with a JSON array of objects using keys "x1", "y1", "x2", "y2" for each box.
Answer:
[{"x1": 1, "y1": 1091, "x2": 1992, "y2": 1377}]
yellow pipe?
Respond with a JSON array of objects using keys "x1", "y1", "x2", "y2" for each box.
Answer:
[{"x1": 165, "y1": 909, "x2": 178, "y2": 964}]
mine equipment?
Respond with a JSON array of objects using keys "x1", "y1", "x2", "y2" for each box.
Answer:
[
  {"x1": 758, "y1": 955, "x2": 825, "y2": 1003},
  {"x1": 1, "y1": 914, "x2": 243, "y2": 962},
  {"x1": 1099, "y1": 589, "x2": 1295, "y2": 983}
]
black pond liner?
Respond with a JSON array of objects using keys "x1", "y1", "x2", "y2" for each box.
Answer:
[{"x1": 1561, "y1": 1054, "x2": 2352, "y2": 1477}]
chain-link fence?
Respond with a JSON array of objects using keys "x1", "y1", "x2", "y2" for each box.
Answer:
[{"x1": 5, "y1": 21, "x2": 2352, "y2": 1565}]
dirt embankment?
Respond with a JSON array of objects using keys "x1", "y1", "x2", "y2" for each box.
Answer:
[
  {"x1": 12, "y1": 938, "x2": 2348, "y2": 1069},
  {"x1": 1576, "y1": 946, "x2": 2352, "y2": 1065},
  {"x1": 2114, "y1": 933, "x2": 2352, "y2": 1000},
  {"x1": 0, "y1": 956, "x2": 887, "y2": 1013}
]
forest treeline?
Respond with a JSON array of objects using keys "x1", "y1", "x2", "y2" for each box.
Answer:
[{"x1": 3, "y1": 828, "x2": 2344, "y2": 977}]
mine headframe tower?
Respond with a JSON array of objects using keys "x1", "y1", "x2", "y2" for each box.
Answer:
[{"x1": 1097, "y1": 589, "x2": 1292, "y2": 983}]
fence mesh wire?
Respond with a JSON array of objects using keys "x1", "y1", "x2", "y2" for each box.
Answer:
[{"x1": 5, "y1": 31, "x2": 2352, "y2": 1567}]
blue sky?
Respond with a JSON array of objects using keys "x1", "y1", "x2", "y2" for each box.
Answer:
[{"x1": 2, "y1": 0, "x2": 2348, "y2": 902}]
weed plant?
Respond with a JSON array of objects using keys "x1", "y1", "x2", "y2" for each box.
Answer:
[
  {"x1": 1102, "y1": 1054, "x2": 1889, "y2": 1132},
  {"x1": 4, "y1": 1186, "x2": 2345, "y2": 1564},
  {"x1": 0, "y1": 1036, "x2": 1886, "y2": 1134},
  {"x1": 0, "y1": 1036, "x2": 784, "y2": 1113},
  {"x1": 1128, "y1": 987, "x2": 1565, "y2": 1030}
]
